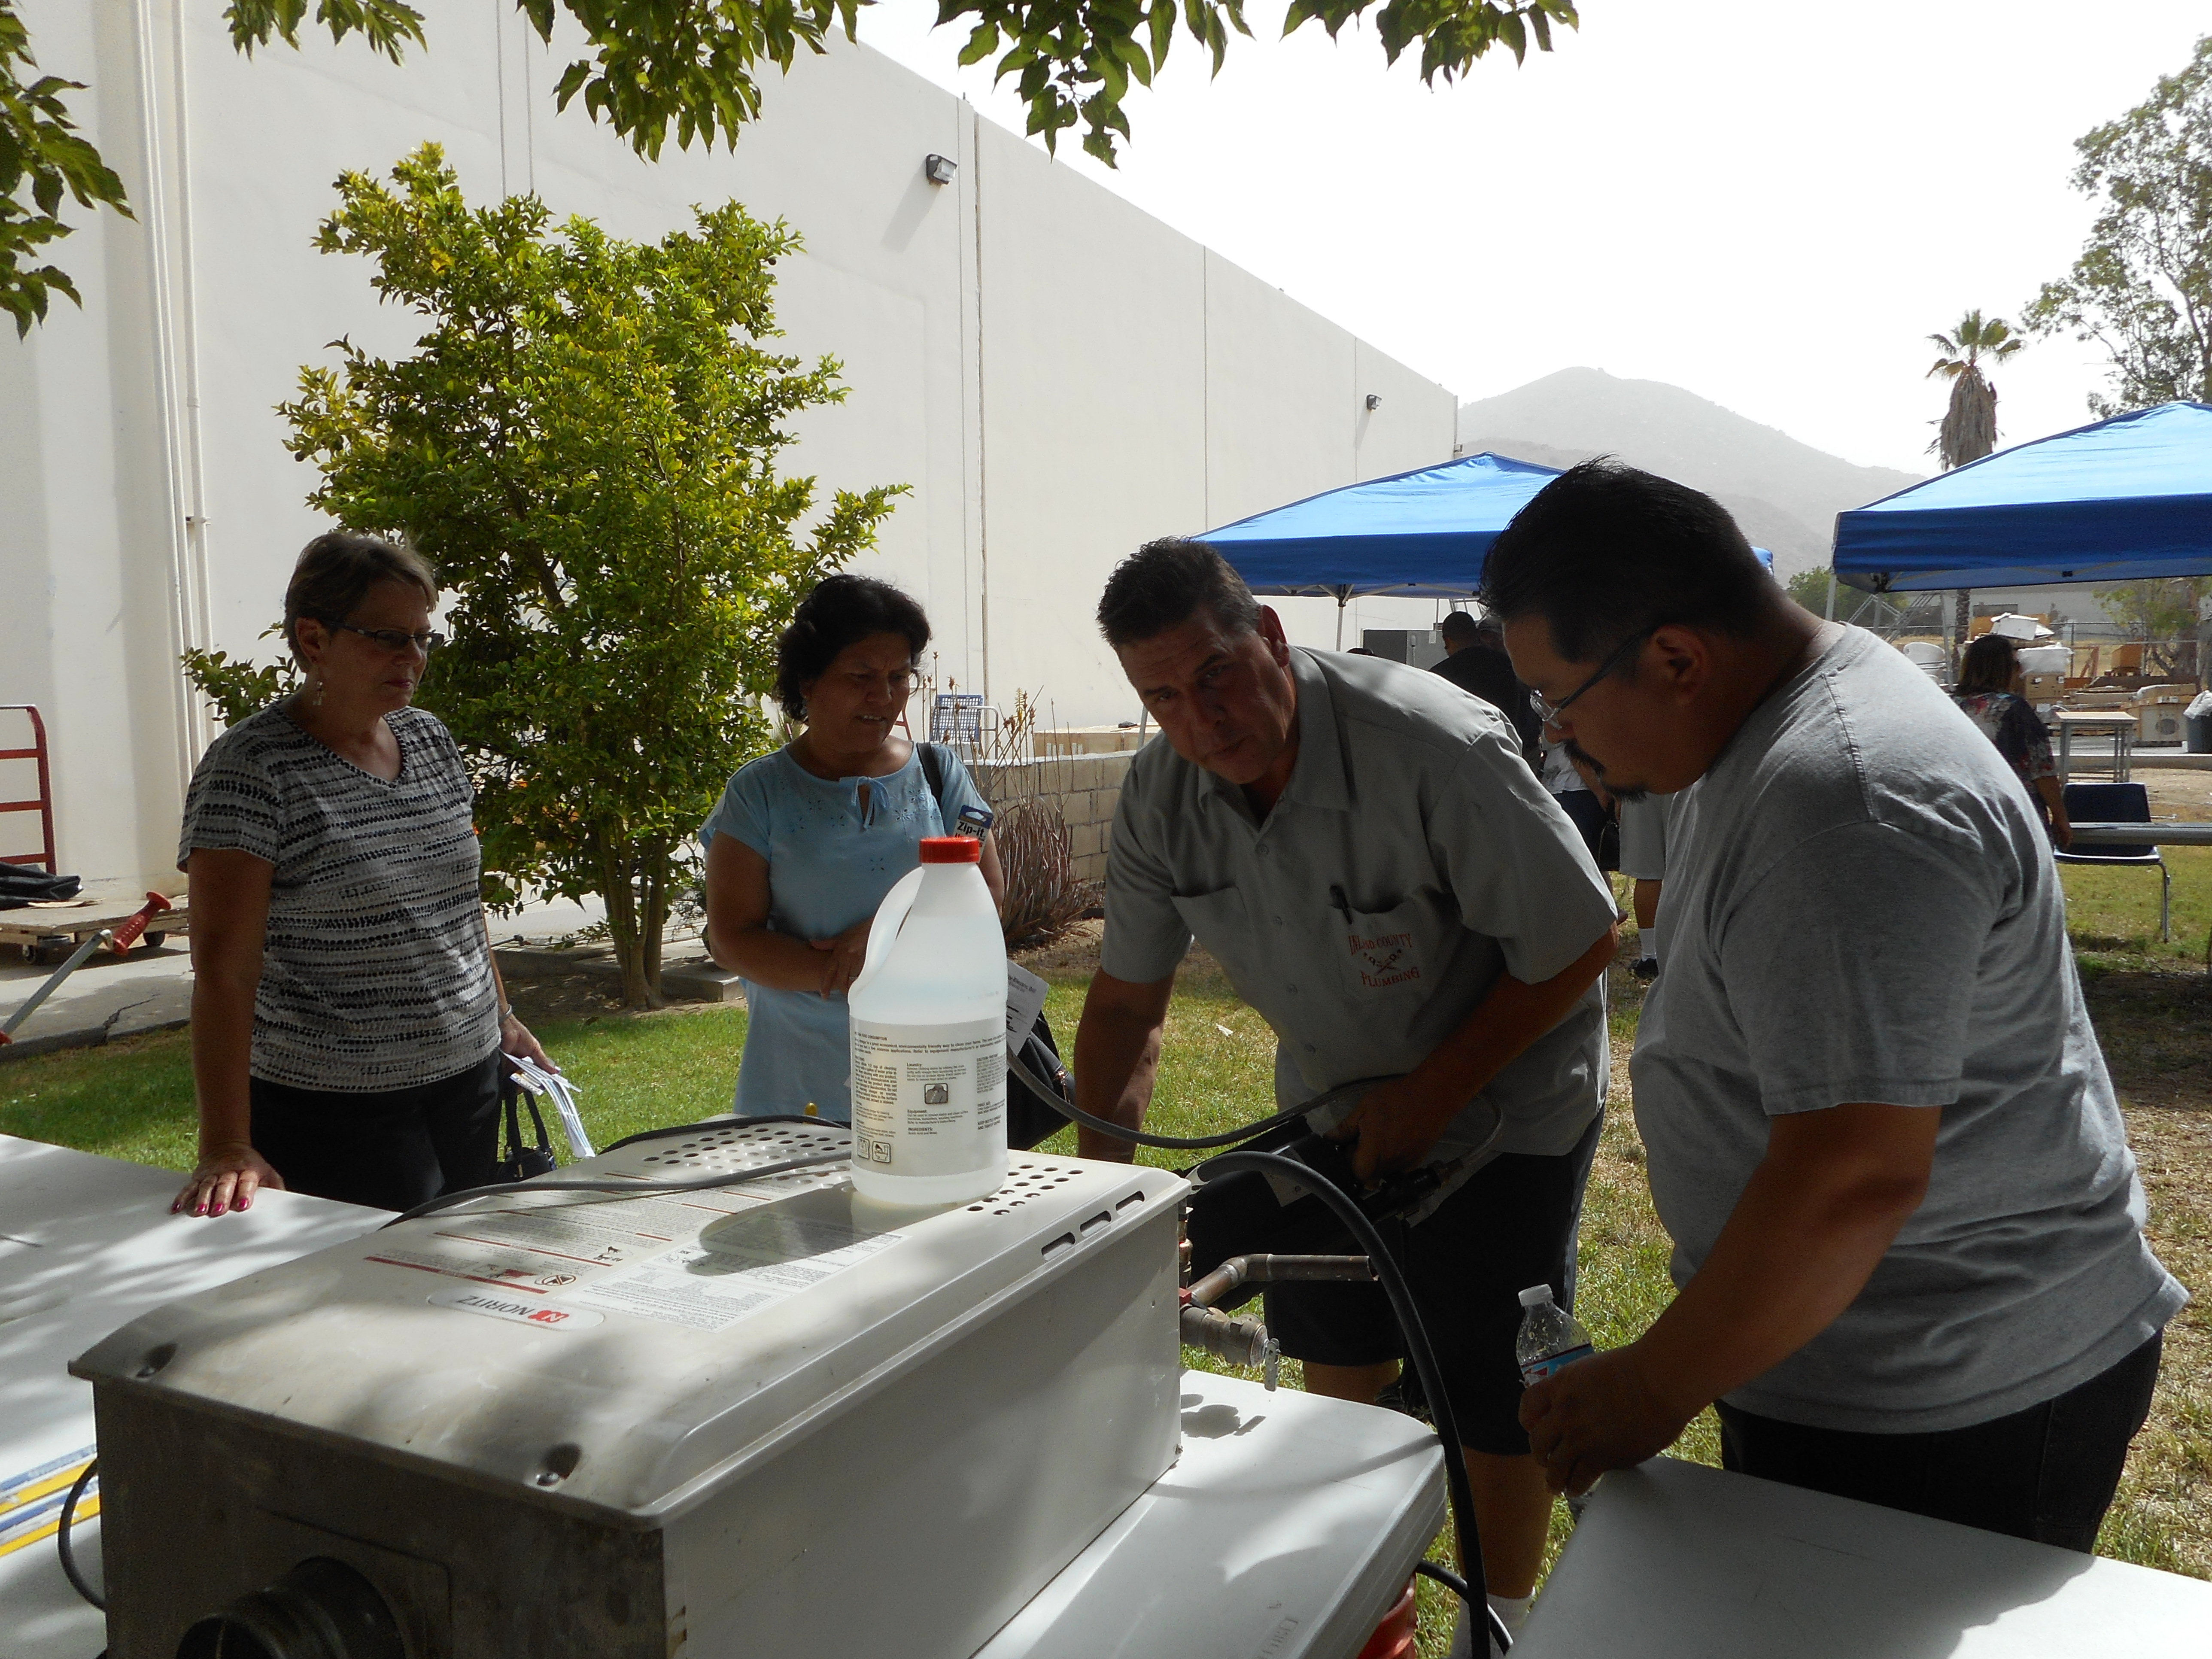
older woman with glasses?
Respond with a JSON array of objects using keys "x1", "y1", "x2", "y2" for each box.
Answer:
[
  {"x1": 173, "y1": 531, "x2": 551, "y2": 1220},
  {"x1": 702, "y1": 574, "x2": 1004, "y2": 1122}
]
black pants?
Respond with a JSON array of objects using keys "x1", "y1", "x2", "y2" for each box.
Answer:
[
  {"x1": 1192, "y1": 1112, "x2": 1604, "y2": 1455},
  {"x1": 250, "y1": 1050, "x2": 504, "y2": 1212},
  {"x1": 1716, "y1": 1333, "x2": 2164, "y2": 1553}
]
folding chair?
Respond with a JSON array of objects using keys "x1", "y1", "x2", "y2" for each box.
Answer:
[{"x1": 2057, "y1": 782, "x2": 2169, "y2": 942}]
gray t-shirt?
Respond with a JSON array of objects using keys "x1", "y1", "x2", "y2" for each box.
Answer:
[
  {"x1": 178, "y1": 704, "x2": 499, "y2": 1091},
  {"x1": 1103, "y1": 649, "x2": 1618, "y2": 1167},
  {"x1": 1635, "y1": 625, "x2": 2185, "y2": 1433}
]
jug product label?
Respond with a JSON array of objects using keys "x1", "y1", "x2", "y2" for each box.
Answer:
[
  {"x1": 1519, "y1": 1343, "x2": 1594, "y2": 1389},
  {"x1": 849, "y1": 1015, "x2": 1007, "y2": 1178}
]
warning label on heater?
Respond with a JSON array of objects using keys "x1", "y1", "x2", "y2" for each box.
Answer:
[
  {"x1": 366, "y1": 1185, "x2": 769, "y2": 1296},
  {"x1": 563, "y1": 1210, "x2": 900, "y2": 1332}
]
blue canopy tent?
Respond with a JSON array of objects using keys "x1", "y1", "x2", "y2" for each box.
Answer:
[
  {"x1": 1833, "y1": 402, "x2": 2212, "y2": 592},
  {"x1": 1204, "y1": 451, "x2": 1769, "y2": 645},
  {"x1": 1202, "y1": 453, "x2": 1561, "y2": 646}
]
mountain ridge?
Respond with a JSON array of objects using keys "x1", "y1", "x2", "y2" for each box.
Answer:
[{"x1": 1457, "y1": 368, "x2": 1923, "y2": 580}]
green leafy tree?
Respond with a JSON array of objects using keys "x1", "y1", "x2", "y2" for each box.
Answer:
[
  {"x1": 191, "y1": 144, "x2": 901, "y2": 1005},
  {"x1": 0, "y1": 0, "x2": 131, "y2": 334},
  {"x1": 1926, "y1": 310, "x2": 2022, "y2": 471},
  {"x1": 2026, "y1": 34, "x2": 2212, "y2": 416},
  {"x1": 6, "y1": 0, "x2": 1576, "y2": 327},
  {"x1": 2094, "y1": 577, "x2": 2212, "y2": 641}
]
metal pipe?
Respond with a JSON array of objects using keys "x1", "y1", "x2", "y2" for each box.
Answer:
[
  {"x1": 1179, "y1": 1304, "x2": 1273, "y2": 1370},
  {"x1": 1187, "y1": 1253, "x2": 1373, "y2": 1310}
]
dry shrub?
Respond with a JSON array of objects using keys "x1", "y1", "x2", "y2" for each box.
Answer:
[
  {"x1": 994, "y1": 796, "x2": 1099, "y2": 951},
  {"x1": 909, "y1": 668, "x2": 1099, "y2": 952}
]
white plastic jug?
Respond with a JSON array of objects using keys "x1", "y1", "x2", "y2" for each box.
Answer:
[{"x1": 845, "y1": 836, "x2": 1010, "y2": 1206}]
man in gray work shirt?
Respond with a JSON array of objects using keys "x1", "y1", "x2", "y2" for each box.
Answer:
[
  {"x1": 1074, "y1": 539, "x2": 1619, "y2": 1637},
  {"x1": 1490, "y1": 460, "x2": 2183, "y2": 1553}
]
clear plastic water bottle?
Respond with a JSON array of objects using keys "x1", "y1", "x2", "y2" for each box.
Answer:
[
  {"x1": 846, "y1": 836, "x2": 1009, "y2": 1206},
  {"x1": 1515, "y1": 1282, "x2": 1594, "y2": 1387}
]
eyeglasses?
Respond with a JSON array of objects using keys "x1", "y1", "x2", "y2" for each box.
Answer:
[
  {"x1": 332, "y1": 622, "x2": 447, "y2": 654},
  {"x1": 1529, "y1": 624, "x2": 1661, "y2": 729}
]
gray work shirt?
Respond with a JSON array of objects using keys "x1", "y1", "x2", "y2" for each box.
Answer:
[
  {"x1": 1617, "y1": 791, "x2": 1679, "y2": 883},
  {"x1": 1636, "y1": 624, "x2": 2186, "y2": 1433},
  {"x1": 1102, "y1": 648, "x2": 1618, "y2": 1169}
]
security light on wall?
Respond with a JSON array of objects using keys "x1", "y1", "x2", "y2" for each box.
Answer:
[
  {"x1": 924, "y1": 154, "x2": 958, "y2": 185},
  {"x1": 1365, "y1": 394, "x2": 1382, "y2": 411}
]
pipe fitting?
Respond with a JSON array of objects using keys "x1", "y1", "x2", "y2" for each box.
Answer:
[{"x1": 1187, "y1": 1253, "x2": 1374, "y2": 1310}]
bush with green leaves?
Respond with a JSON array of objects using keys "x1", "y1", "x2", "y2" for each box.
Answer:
[{"x1": 186, "y1": 144, "x2": 900, "y2": 1006}]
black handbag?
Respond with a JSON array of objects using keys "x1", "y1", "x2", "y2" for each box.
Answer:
[
  {"x1": 494, "y1": 1071, "x2": 557, "y2": 1183},
  {"x1": 1006, "y1": 1012, "x2": 1075, "y2": 1152}
]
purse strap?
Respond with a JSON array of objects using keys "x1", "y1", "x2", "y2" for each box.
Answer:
[{"x1": 502, "y1": 1073, "x2": 553, "y2": 1163}]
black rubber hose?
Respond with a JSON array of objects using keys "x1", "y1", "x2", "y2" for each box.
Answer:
[
  {"x1": 1008, "y1": 1048, "x2": 1380, "y2": 1149},
  {"x1": 57, "y1": 1458, "x2": 104, "y2": 1610},
  {"x1": 380, "y1": 1149, "x2": 852, "y2": 1227},
  {"x1": 1414, "y1": 1557, "x2": 1471, "y2": 1602},
  {"x1": 1197, "y1": 1148, "x2": 1511, "y2": 1656}
]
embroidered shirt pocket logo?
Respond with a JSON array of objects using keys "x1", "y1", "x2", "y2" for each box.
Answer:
[{"x1": 1348, "y1": 927, "x2": 1422, "y2": 989}]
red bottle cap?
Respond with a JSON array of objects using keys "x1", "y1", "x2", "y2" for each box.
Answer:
[{"x1": 919, "y1": 836, "x2": 981, "y2": 864}]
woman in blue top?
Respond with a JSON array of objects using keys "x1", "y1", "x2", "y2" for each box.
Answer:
[{"x1": 702, "y1": 576, "x2": 1003, "y2": 1119}]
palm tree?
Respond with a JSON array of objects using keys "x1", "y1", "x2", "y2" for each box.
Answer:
[
  {"x1": 1927, "y1": 310, "x2": 2024, "y2": 470},
  {"x1": 1927, "y1": 311, "x2": 2024, "y2": 671}
]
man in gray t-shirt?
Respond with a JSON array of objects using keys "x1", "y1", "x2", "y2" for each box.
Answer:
[
  {"x1": 1616, "y1": 790, "x2": 1678, "y2": 975},
  {"x1": 1075, "y1": 539, "x2": 1619, "y2": 1629},
  {"x1": 1485, "y1": 459, "x2": 2184, "y2": 1554}
]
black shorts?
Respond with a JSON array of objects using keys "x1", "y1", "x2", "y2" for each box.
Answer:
[
  {"x1": 1260, "y1": 1111, "x2": 1604, "y2": 1456},
  {"x1": 251, "y1": 1049, "x2": 504, "y2": 1212}
]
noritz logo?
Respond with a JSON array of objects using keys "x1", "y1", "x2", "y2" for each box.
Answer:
[{"x1": 428, "y1": 1285, "x2": 605, "y2": 1329}]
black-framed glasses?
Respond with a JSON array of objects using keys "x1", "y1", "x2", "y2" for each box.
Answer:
[
  {"x1": 333, "y1": 622, "x2": 447, "y2": 654},
  {"x1": 1529, "y1": 624, "x2": 1661, "y2": 728}
]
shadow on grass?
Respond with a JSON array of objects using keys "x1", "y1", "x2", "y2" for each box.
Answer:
[{"x1": 2078, "y1": 963, "x2": 2212, "y2": 1114}]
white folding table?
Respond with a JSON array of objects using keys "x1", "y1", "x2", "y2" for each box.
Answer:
[
  {"x1": 0, "y1": 1136, "x2": 1443, "y2": 1659},
  {"x1": 2054, "y1": 710, "x2": 2139, "y2": 782},
  {"x1": 0, "y1": 1135, "x2": 388, "y2": 1659},
  {"x1": 976, "y1": 1373, "x2": 1443, "y2": 1659},
  {"x1": 1519, "y1": 1455, "x2": 2212, "y2": 1658}
]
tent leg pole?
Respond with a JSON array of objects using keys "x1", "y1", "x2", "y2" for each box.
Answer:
[
  {"x1": 1825, "y1": 568, "x2": 1839, "y2": 622},
  {"x1": 1336, "y1": 599, "x2": 1346, "y2": 651}
]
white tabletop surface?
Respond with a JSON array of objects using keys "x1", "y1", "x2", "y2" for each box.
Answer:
[
  {"x1": 978, "y1": 1371, "x2": 1445, "y2": 1659},
  {"x1": 1519, "y1": 1455, "x2": 2212, "y2": 1658},
  {"x1": 1, "y1": 1137, "x2": 1444, "y2": 1659},
  {"x1": 0, "y1": 1135, "x2": 388, "y2": 1659}
]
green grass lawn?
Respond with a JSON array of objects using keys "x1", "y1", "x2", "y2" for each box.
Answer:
[{"x1": 3, "y1": 853, "x2": 2207, "y2": 1654}]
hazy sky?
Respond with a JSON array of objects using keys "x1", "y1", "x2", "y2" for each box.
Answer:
[{"x1": 857, "y1": 1, "x2": 2207, "y2": 477}]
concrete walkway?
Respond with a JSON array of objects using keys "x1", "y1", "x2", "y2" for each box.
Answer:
[{"x1": 2, "y1": 892, "x2": 732, "y2": 1062}]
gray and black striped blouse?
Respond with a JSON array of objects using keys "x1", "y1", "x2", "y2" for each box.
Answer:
[{"x1": 178, "y1": 704, "x2": 499, "y2": 1091}]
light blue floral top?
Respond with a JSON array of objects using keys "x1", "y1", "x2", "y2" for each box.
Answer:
[{"x1": 700, "y1": 743, "x2": 988, "y2": 1119}]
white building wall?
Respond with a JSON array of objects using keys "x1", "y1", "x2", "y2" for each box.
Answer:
[{"x1": 2, "y1": 0, "x2": 1455, "y2": 886}]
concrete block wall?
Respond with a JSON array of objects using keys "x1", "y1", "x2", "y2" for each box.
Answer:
[{"x1": 978, "y1": 750, "x2": 1139, "y2": 882}]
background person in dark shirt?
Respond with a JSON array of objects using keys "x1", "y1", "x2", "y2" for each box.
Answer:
[{"x1": 1432, "y1": 611, "x2": 1543, "y2": 763}]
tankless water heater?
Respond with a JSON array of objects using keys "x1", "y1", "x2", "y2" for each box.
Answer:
[{"x1": 74, "y1": 1122, "x2": 1186, "y2": 1659}]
